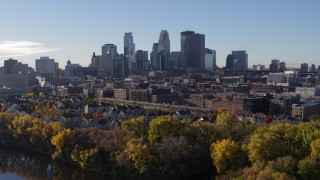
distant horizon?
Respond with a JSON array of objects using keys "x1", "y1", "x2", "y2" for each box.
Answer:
[{"x1": 1, "y1": 0, "x2": 319, "y2": 68}]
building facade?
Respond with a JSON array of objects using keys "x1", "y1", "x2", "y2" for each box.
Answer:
[
  {"x1": 124, "y1": 33, "x2": 135, "y2": 75},
  {"x1": 292, "y1": 102, "x2": 320, "y2": 120},
  {"x1": 102, "y1": 44, "x2": 118, "y2": 75},
  {"x1": 205, "y1": 48, "x2": 216, "y2": 71},
  {"x1": 181, "y1": 31, "x2": 205, "y2": 71},
  {"x1": 158, "y1": 30, "x2": 170, "y2": 70}
]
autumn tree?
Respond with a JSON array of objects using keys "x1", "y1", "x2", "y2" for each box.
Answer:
[
  {"x1": 297, "y1": 157, "x2": 320, "y2": 180},
  {"x1": 124, "y1": 138, "x2": 156, "y2": 175},
  {"x1": 148, "y1": 116, "x2": 190, "y2": 144},
  {"x1": 210, "y1": 139, "x2": 243, "y2": 173},
  {"x1": 216, "y1": 111, "x2": 237, "y2": 137},
  {"x1": 122, "y1": 116, "x2": 148, "y2": 138},
  {"x1": 310, "y1": 138, "x2": 320, "y2": 161},
  {"x1": 51, "y1": 128, "x2": 76, "y2": 160}
]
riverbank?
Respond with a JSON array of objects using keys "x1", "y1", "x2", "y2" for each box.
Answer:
[{"x1": 0, "y1": 147, "x2": 112, "y2": 180}]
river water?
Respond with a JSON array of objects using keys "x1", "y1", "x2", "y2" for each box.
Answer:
[{"x1": 0, "y1": 147, "x2": 112, "y2": 180}]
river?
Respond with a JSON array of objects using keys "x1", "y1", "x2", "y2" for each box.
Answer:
[{"x1": 0, "y1": 147, "x2": 113, "y2": 180}]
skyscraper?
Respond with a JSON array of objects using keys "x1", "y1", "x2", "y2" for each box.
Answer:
[
  {"x1": 158, "y1": 30, "x2": 170, "y2": 70},
  {"x1": 90, "y1": 52, "x2": 102, "y2": 69},
  {"x1": 301, "y1": 63, "x2": 308, "y2": 73},
  {"x1": 113, "y1": 55, "x2": 129, "y2": 78},
  {"x1": 124, "y1": 32, "x2": 135, "y2": 74},
  {"x1": 311, "y1": 64, "x2": 316, "y2": 72},
  {"x1": 205, "y1": 48, "x2": 216, "y2": 71},
  {"x1": 269, "y1": 59, "x2": 281, "y2": 73},
  {"x1": 35, "y1": 56, "x2": 58, "y2": 83},
  {"x1": 226, "y1": 54, "x2": 235, "y2": 69},
  {"x1": 101, "y1": 44, "x2": 118, "y2": 75},
  {"x1": 35, "y1": 56, "x2": 55, "y2": 74},
  {"x1": 135, "y1": 50, "x2": 148, "y2": 71},
  {"x1": 150, "y1": 43, "x2": 158, "y2": 69},
  {"x1": 231, "y1": 51, "x2": 248, "y2": 72},
  {"x1": 225, "y1": 51, "x2": 248, "y2": 72},
  {"x1": 4, "y1": 59, "x2": 18, "y2": 74},
  {"x1": 180, "y1": 31, "x2": 205, "y2": 71},
  {"x1": 168, "y1": 51, "x2": 181, "y2": 69}
]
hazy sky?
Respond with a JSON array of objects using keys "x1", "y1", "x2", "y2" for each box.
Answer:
[{"x1": 0, "y1": 0, "x2": 319, "y2": 68}]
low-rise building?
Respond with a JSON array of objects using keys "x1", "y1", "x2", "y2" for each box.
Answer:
[
  {"x1": 128, "y1": 89, "x2": 149, "y2": 102},
  {"x1": 270, "y1": 95, "x2": 300, "y2": 115},
  {"x1": 295, "y1": 87, "x2": 315, "y2": 98},
  {"x1": 292, "y1": 102, "x2": 320, "y2": 120},
  {"x1": 114, "y1": 88, "x2": 128, "y2": 100}
]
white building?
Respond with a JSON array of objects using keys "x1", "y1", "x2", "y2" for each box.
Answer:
[
  {"x1": 295, "y1": 87, "x2": 315, "y2": 98},
  {"x1": 205, "y1": 48, "x2": 216, "y2": 71},
  {"x1": 267, "y1": 71, "x2": 299, "y2": 86},
  {"x1": 252, "y1": 64, "x2": 265, "y2": 71}
]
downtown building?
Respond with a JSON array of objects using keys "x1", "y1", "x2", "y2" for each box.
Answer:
[
  {"x1": 136, "y1": 50, "x2": 149, "y2": 71},
  {"x1": 225, "y1": 51, "x2": 248, "y2": 72},
  {"x1": 35, "y1": 56, "x2": 59, "y2": 83},
  {"x1": 180, "y1": 31, "x2": 205, "y2": 73},
  {"x1": 124, "y1": 32, "x2": 135, "y2": 75},
  {"x1": 102, "y1": 44, "x2": 118, "y2": 75},
  {"x1": 205, "y1": 48, "x2": 216, "y2": 71},
  {"x1": 150, "y1": 30, "x2": 170, "y2": 71}
]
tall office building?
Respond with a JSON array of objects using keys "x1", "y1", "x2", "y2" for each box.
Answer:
[
  {"x1": 35, "y1": 56, "x2": 58, "y2": 83},
  {"x1": 135, "y1": 50, "x2": 148, "y2": 71},
  {"x1": 310, "y1": 64, "x2": 316, "y2": 72},
  {"x1": 124, "y1": 32, "x2": 135, "y2": 74},
  {"x1": 158, "y1": 30, "x2": 170, "y2": 70},
  {"x1": 101, "y1": 44, "x2": 118, "y2": 75},
  {"x1": 226, "y1": 54, "x2": 235, "y2": 69},
  {"x1": 301, "y1": 63, "x2": 308, "y2": 73},
  {"x1": 150, "y1": 43, "x2": 166, "y2": 70},
  {"x1": 231, "y1": 51, "x2": 248, "y2": 72},
  {"x1": 35, "y1": 56, "x2": 55, "y2": 74},
  {"x1": 181, "y1": 31, "x2": 205, "y2": 71},
  {"x1": 4, "y1": 59, "x2": 18, "y2": 74},
  {"x1": 225, "y1": 51, "x2": 248, "y2": 72},
  {"x1": 205, "y1": 48, "x2": 216, "y2": 71},
  {"x1": 168, "y1": 51, "x2": 181, "y2": 69},
  {"x1": 270, "y1": 59, "x2": 280, "y2": 72},
  {"x1": 4, "y1": 59, "x2": 29, "y2": 74},
  {"x1": 90, "y1": 52, "x2": 102, "y2": 68},
  {"x1": 65, "y1": 59, "x2": 81, "y2": 77},
  {"x1": 113, "y1": 55, "x2": 129, "y2": 78}
]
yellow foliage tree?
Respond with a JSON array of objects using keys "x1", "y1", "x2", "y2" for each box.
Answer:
[
  {"x1": 216, "y1": 111, "x2": 236, "y2": 137},
  {"x1": 122, "y1": 116, "x2": 148, "y2": 137},
  {"x1": 210, "y1": 139, "x2": 241, "y2": 173},
  {"x1": 310, "y1": 138, "x2": 320, "y2": 161},
  {"x1": 51, "y1": 128, "x2": 76, "y2": 160}
]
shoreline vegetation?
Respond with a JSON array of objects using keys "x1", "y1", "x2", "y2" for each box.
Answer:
[{"x1": 1, "y1": 110, "x2": 320, "y2": 179}]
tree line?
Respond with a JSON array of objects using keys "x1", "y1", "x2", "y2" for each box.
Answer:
[{"x1": 0, "y1": 111, "x2": 320, "y2": 179}]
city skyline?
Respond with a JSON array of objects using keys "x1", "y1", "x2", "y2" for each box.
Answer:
[{"x1": 0, "y1": 0, "x2": 319, "y2": 68}]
